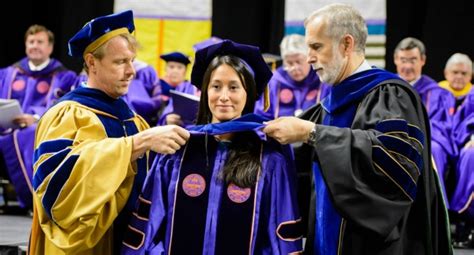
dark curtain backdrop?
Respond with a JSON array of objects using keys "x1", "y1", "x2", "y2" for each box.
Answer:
[
  {"x1": 0, "y1": 0, "x2": 113, "y2": 73},
  {"x1": 1, "y1": 0, "x2": 472, "y2": 80},
  {"x1": 386, "y1": 0, "x2": 474, "y2": 81},
  {"x1": 212, "y1": 0, "x2": 285, "y2": 55}
]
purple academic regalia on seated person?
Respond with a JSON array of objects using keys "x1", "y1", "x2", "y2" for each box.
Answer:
[
  {"x1": 156, "y1": 80, "x2": 200, "y2": 126},
  {"x1": 451, "y1": 90, "x2": 474, "y2": 217},
  {"x1": 126, "y1": 60, "x2": 161, "y2": 125},
  {"x1": 74, "y1": 59, "x2": 161, "y2": 125},
  {"x1": 254, "y1": 67, "x2": 329, "y2": 119},
  {"x1": 0, "y1": 57, "x2": 76, "y2": 209},
  {"x1": 413, "y1": 74, "x2": 456, "y2": 206}
]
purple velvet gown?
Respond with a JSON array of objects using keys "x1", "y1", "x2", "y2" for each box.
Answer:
[
  {"x1": 254, "y1": 67, "x2": 329, "y2": 119},
  {"x1": 126, "y1": 61, "x2": 161, "y2": 125},
  {"x1": 0, "y1": 57, "x2": 76, "y2": 208},
  {"x1": 121, "y1": 114, "x2": 303, "y2": 254},
  {"x1": 451, "y1": 89, "x2": 474, "y2": 217},
  {"x1": 412, "y1": 74, "x2": 456, "y2": 206}
]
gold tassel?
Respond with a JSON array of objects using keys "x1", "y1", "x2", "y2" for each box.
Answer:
[{"x1": 263, "y1": 85, "x2": 270, "y2": 112}]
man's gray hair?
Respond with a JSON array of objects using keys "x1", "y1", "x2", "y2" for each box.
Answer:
[
  {"x1": 394, "y1": 37, "x2": 426, "y2": 56},
  {"x1": 445, "y1": 53, "x2": 473, "y2": 71},
  {"x1": 304, "y1": 3, "x2": 367, "y2": 54},
  {"x1": 280, "y1": 34, "x2": 308, "y2": 58}
]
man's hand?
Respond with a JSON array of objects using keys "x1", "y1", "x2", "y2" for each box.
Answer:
[
  {"x1": 166, "y1": 113, "x2": 183, "y2": 126},
  {"x1": 263, "y1": 116, "x2": 315, "y2": 144},
  {"x1": 13, "y1": 114, "x2": 37, "y2": 128},
  {"x1": 464, "y1": 140, "x2": 474, "y2": 149},
  {"x1": 131, "y1": 125, "x2": 190, "y2": 160}
]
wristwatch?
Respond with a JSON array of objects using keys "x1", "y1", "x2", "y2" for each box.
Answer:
[{"x1": 306, "y1": 124, "x2": 317, "y2": 145}]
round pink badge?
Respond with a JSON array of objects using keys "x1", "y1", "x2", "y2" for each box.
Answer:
[
  {"x1": 36, "y1": 81, "x2": 50, "y2": 94},
  {"x1": 279, "y1": 88, "x2": 294, "y2": 104},
  {"x1": 12, "y1": 80, "x2": 26, "y2": 91},
  {"x1": 306, "y1": 89, "x2": 318, "y2": 101},
  {"x1": 227, "y1": 183, "x2": 251, "y2": 203},
  {"x1": 182, "y1": 174, "x2": 206, "y2": 197},
  {"x1": 160, "y1": 95, "x2": 170, "y2": 101}
]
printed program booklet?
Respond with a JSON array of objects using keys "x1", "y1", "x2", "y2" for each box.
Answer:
[
  {"x1": 0, "y1": 99, "x2": 22, "y2": 129},
  {"x1": 170, "y1": 90, "x2": 200, "y2": 125}
]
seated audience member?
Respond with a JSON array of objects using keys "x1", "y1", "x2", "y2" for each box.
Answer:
[
  {"x1": 0, "y1": 24, "x2": 76, "y2": 210},
  {"x1": 157, "y1": 51, "x2": 200, "y2": 126},
  {"x1": 393, "y1": 37, "x2": 456, "y2": 206},
  {"x1": 254, "y1": 34, "x2": 328, "y2": 119},
  {"x1": 439, "y1": 53, "x2": 473, "y2": 110},
  {"x1": 451, "y1": 83, "x2": 474, "y2": 247},
  {"x1": 121, "y1": 39, "x2": 302, "y2": 254}
]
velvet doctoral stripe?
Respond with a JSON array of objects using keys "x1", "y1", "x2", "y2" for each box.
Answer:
[
  {"x1": 169, "y1": 136, "x2": 217, "y2": 254},
  {"x1": 215, "y1": 180, "x2": 256, "y2": 255}
]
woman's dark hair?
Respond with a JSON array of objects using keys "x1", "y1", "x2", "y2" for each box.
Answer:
[{"x1": 196, "y1": 55, "x2": 261, "y2": 188}]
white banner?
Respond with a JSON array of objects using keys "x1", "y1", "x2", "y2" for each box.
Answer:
[
  {"x1": 114, "y1": 0, "x2": 212, "y2": 19},
  {"x1": 286, "y1": 0, "x2": 385, "y2": 23}
]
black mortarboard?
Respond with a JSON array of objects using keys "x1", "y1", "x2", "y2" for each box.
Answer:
[{"x1": 160, "y1": 52, "x2": 191, "y2": 65}]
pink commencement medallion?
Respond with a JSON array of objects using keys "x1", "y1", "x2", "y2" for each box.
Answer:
[
  {"x1": 227, "y1": 183, "x2": 251, "y2": 203},
  {"x1": 279, "y1": 88, "x2": 294, "y2": 104},
  {"x1": 36, "y1": 81, "x2": 50, "y2": 94},
  {"x1": 12, "y1": 80, "x2": 26, "y2": 91},
  {"x1": 306, "y1": 89, "x2": 318, "y2": 101},
  {"x1": 182, "y1": 174, "x2": 206, "y2": 197},
  {"x1": 160, "y1": 95, "x2": 170, "y2": 101}
]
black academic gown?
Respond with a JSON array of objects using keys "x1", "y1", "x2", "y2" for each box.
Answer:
[{"x1": 299, "y1": 69, "x2": 452, "y2": 255}]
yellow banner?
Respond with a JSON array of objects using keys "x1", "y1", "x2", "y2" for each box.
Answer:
[{"x1": 134, "y1": 18, "x2": 211, "y2": 79}]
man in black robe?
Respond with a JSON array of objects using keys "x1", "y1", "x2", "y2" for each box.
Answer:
[{"x1": 263, "y1": 3, "x2": 452, "y2": 255}]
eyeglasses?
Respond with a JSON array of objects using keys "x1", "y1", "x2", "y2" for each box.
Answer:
[
  {"x1": 398, "y1": 57, "x2": 420, "y2": 64},
  {"x1": 283, "y1": 65, "x2": 301, "y2": 71},
  {"x1": 283, "y1": 61, "x2": 307, "y2": 71}
]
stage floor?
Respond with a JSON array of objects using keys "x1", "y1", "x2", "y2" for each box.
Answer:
[
  {"x1": 0, "y1": 214, "x2": 473, "y2": 254},
  {"x1": 0, "y1": 214, "x2": 30, "y2": 254}
]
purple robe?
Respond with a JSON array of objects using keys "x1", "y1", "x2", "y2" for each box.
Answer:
[
  {"x1": 0, "y1": 57, "x2": 76, "y2": 208},
  {"x1": 412, "y1": 75, "x2": 456, "y2": 206},
  {"x1": 254, "y1": 67, "x2": 329, "y2": 119},
  {"x1": 156, "y1": 80, "x2": 199, "y2": 126},
  {"x1": 451, "y1": 90, "x2": 474, "y2": 216},
  {"x1": 121, "y1": 114, "x2": 303, "y2": 254},
  {"x1": 126, "y1": 61, "x2": 161, "y2": 124}
]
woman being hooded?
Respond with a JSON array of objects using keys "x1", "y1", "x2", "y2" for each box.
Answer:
[{"x1": 121, "y1": 40, "x2": 302, "y2": 255}]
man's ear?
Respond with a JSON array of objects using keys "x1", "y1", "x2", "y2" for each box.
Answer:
[
  {"x1": 420, "y1": 54, "x2": 427, "y2": 66},
  {"x1": 342, "y1": 34, "x2": 355, "y2": 56},
  {"x1": 84, "y1": 53, "x2": 96, "y2": 73}
]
